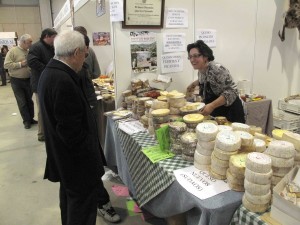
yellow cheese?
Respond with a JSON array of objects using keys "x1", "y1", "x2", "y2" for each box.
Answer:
[
  {"x1": 183, "y1": 113, "x2": 204, "y2": 124},
  {"x1": 282, "y1": 131, "x2": 300, "y2": 151},
  {"x1": 151, "y1": 109, "x2": 170, "y2": 117},
  {"x1": 229, "y1": 153, "x2": 248, "y2": 177},
  {"x1": 272, "y1": 129, "x2": 288, "y2": 140}
]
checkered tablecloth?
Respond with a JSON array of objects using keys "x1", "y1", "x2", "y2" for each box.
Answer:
[
  {"x1": 115, "y1": 120, "x2": 192, "y2": 206},
  {"x1": 230, "y1": 205, "x2": 270, "y2": 225}
]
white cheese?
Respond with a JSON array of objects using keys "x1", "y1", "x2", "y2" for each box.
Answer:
[
  {"x1": 194, "y1": 150, "x2": 211, "y2": 165},
  {"x1": 245, "y1": 168, "x2": 272, "y2": 185},
  {"x1": 234, "y1": 131, "x2": 254, "y2": 147},
  {"x1": 197, "y1": 140, "x2": 215, "y2": 151},
  {"x1": 264, "y1": 140, "x2": 295, "y2": 159},
  {"x1": 245, "y1": 190, "x2": 271, "y2": 205},
  {"x1": 215, "y1": 130, "x2": 241, "y2": 152},
  {"x1": 213, "y1": 147, "x2": 238, "y2": 161},
  {"x1": 244, "y1": 178, "x2": 271, "y2": 196},
  {"x1": 246, "y1": 152, "x2": 272, "y2": 173},
  {"x1": 232, "y1": 122, "x2": 250, "y2": 132},
  {"x1": 196, "y1": 122, "x2": 219, "y2": 141},
  {"x1": 269, "y1": 155, "x2": 294, "y2": 168},
  {"x1": 242, "y1": 195, "x2": 269, "y2": 213}
]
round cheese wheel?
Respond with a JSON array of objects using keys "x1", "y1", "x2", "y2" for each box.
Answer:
[
  {"x1": 209, "y1": 168, "x2": 227, "y2": 180},
  {"x1": 151, "y1": 100, "x2": 169, "y2": 110},
  {"x1": 229, "y1": 153, "x2": 248, "y2": 177},
  {"x1": 271, "y1": 175, "x2": 283, "y2": 185},
  {"x1": 242, "y1": 195, "x2": 269, "y2": 213},
  {"x1": 197, "y1": 140, "x2": 215, "y2": 151},
  {"x1": 226, "y1": 169, "x2": 244, "y2": 185},
  {"x1": 245, "y1": 168, "x2": 272, "y2": 185},
  {"x1": 194, "y1": 161, "x2": 210, "y2": 171},
  {"x1": 254, "y1": 139, "x2": 266, "y2": 153},
  {"x1": 211, "y1": 152, "x2": 230, "y2": 167},
  {"x1": 214, "y1": 147, "x2": 238, "y2": 161},
  {"x1": 168, "y1": 97, "x2": 186, "y2": 108},
  {"x1": 232, "y1": 122, "x2": 250, "y2": 132},
  {"x1": 269, "y1": 155, "x2": 294, "y2": 168},
  {"x1": 265, "y1": 140, "x2": 295, "y2": 159},
  {"x1": 194, "y1": 151, "x2": 211, "y2": 165},
  {"x1": 218, "y1": 125, "x2": 233, "y2": 132},
  {"x1": 151, "y1": 108, "x2": 170, "y2": 117},
  {"x1": 246, "y1": 152, "x2": 272, "y2": 173},
  {"x1": 183, "y1": 113, "x2": 204, "y2": 124},
  {"x1": 272, "y1": 166, "x2": 292, "y2": 177},
  {"x1": 152, "y1": 115, "x2": 170, "y2": 124},
  {"x1": 244, "y1": 178, "x2": 271, "y2": 196},
  {"x1": 215, "y1": 130, "x2": 241, "y2": 152},
  {"x1": 228, "y1": 181, "x2": 245, "y2": 192},
  {"x1": 234, "y1": 131, "x2": 254, "y2": 147},
  {"x1": 196, "y1": 143, "x2": 214, "y2": 156},
  {"x1": 196, "y1": 122, "x2": 219, "y2": 141},
  {"x1": 169, "y1": 121, "x2": 187, "y2": 133},
  {"x1": 157, "y1": 95, "x2": 168, "y2": 101},
  {"x1": 245, "y1": 190, "x2": 271, "y2": 205}
]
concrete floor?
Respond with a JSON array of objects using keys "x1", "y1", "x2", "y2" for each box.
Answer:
[{"x1": 0, "y1": 83, "x2": 167, "y2": 225}]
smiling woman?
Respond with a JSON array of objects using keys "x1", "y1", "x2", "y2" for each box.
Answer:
[{"x1": 186, "y1": 40, "x2": 245, "y2": 123}]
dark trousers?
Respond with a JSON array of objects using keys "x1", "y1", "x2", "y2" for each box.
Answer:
[
  {"x1": 59, "y1": 179, "x2": 110, "y2": 225},
  {"x1": 10, "y1": 77, "x2": 34, "y2": 123},
  {"x1": 1, "y1": 68, "x2": 6, "y2": 85},
  {"x1": 59, "y1": 183, "x2": 98, "y2": 225}
]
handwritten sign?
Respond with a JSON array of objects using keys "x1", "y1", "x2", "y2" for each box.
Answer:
[
  {"x1": 110, "y1": 0, "x2": 123, "y2": 22},
  {"x1": 166, "y1": 8, "x2": 188, "y2": 28},
  {"x1": 174, "y1": 166, "x2": 230, "y2": 199},
  {"x1": 161, "y1": 53, "x2": 183, "y2": 74},
  {"x1": 163, "y1": 33, "x2": 186, "y2": 52},
  {"x1": 196, "y1": 29, "x2": 217, "y2": 48}
]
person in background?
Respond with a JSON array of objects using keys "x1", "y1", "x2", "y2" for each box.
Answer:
[
  {"x1": 186, "y1": 40, "x2": 245, "y2": 123},
  {"x1": 74, "y1": 26, "x2": 101, "y2": 78},
  {"x1": 38, "y1": 30, "x2": 120, "y2": 225},
  {"x1": 4, "y1": 34, "x2": 36, "y2": 129},
  {"x1": 1, "y1": 45, "x2": 9, "y2": 86},
  {"x1": 27, "y1": 28, "x2": 57, "y2": 141}
]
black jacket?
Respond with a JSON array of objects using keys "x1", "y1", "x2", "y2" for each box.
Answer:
[
  {"x1": 27, "y1": 40, "x2": 55, "y2": 92},
  {"x1": 38, "y1": 58, "x2": 104, "y2": 193}
]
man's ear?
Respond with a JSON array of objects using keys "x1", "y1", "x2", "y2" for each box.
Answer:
[{"x1": 74, "y1": 48, "x2": 80, "y2": 56}]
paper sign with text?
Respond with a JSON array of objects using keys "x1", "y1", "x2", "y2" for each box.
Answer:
[
  {"x1": 161, "y1": 53, "x2": 183, "y2": 74},
  {"x1": 163, "y1": 33, "x2": 186, "y2": 52},
  {"x1": 174, "y1": 166, "x2": 230, "y2": 199},
  {"x1": 196, "y1": 29, "x2": 217, "y2": 48},
  {"x1": 166, "y1": 8, "x2": 188, "y2": 28}
]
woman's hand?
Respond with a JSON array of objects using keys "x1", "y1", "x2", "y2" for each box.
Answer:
[{"x1": 200, "y1": 103, "x2": 214, "y2": 116}]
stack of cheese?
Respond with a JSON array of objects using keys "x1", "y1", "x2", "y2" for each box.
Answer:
[
  {"x1": 210, "y1": 131, "x2": 241, "y2": 180},
  {"x1": 141, "y1": 100, "x2": 153, "y2": 129},
  {"x1": 232, "y1": 122, "x2": 251, "y2": 132},
  {"x1": 243, "y1": 152, "x2": 272, "y2": 213},
  {"x1": 264, "y1": 140, "x2": 295, "y2": 189},
  {"x1": 121, "y1": 90, "x2": 132, "y2": 109},
  {"x1": 148, "y1": 100, "x2": 169, "y2": 134},
  {"x1": 183, "y1": 113, "x2": 204, "y2": 132},
  {"x1": 167, "y1": 91, "x2": 186, "y2": 115},
  {"x1": 136, "y1": 97, "x2": 151, "y2": 119},
  {"x1": 151, "y1": 108, "x2": 170, "y2": 131},
  {"x1": 227, "y1": 153, "x2": 248, "y2": 191},
  {"x1": 282, "y1": 131, "x2": 300, "y2": 166},
  {"x1": 181, "y1": 132, "x2": 198, "y2": 162},
  {"x1": 169, "y1": 121, "x2": 187, "y2": 155},
  {"x1": 124, "y1": 95, "x2": 137, "y2": 111},
  {"x1": 194, "y1": 122, "x2": 219, "y2": 171}
]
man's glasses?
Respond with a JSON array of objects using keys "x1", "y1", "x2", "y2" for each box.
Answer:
[{"x1": 188, "y1": 53, "x2": 202, "y2": 60}]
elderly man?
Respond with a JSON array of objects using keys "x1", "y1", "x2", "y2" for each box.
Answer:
[
  {"x1": 38, "y1": 30, "x2": 119, "y2": 225},
  {"x1": 4, "y1": 34, "x2": 35, "y2": 129},
  {"x1": 27, "y1": 28, "x2": 57, "y2": 141}
]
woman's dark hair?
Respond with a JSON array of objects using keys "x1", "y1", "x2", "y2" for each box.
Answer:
[
  {"x1": 40, "y1": 28, "x2": 57, "y2": 40},
  {"x1": 187, "y1": 40, "x2": 215, "y2": 61}
]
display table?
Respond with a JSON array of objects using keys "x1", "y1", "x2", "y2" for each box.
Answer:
[
  {"x1": 104, "y1": 117, "x2": 244, "y2": 225},
  {"x1": 230, "y1": 205, "x2": 281, "y2": 225},
  {"x1": 245, "y1": 99, "x2": 273, "y2": 136}
]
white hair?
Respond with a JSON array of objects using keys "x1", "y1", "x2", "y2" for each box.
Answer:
[
  {"x1": 19, "y1": 34, "x2": 32, "y2": 43},
  {"x1": 54, "y1": 30, "x2": 85, "y2": 58}
]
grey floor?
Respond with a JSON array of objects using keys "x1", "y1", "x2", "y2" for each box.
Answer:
[{"x1": 0, "y1": 83, "x2": 167, "y2": 225}]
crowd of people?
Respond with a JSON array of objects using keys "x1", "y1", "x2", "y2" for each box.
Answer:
[{"x1": 2, "y1": 28, "x2": 119, "y2": 225}]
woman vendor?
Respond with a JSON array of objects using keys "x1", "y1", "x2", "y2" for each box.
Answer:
[{"x1": 186, "y1": 40, "x2": 245, "y2": 123}]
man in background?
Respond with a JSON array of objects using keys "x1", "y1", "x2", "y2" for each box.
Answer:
[
  {"x1": 74, "y1": 26, "x2": 101, "y2": 78},
  {"x1": 27, "y1": 28, "x2": 57, "y2": 141},
  {"x1": 4, "y1": 34, "x2": 35, "y2": 129},
  {"x1": 38, "y1": 30, "x2": 119, "y2": 225}
]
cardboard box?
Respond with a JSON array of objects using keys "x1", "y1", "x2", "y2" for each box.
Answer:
[
  {"x1": 149, "y1": 75, "x2": 172, "y2": 90},
  {"x1": 270, "y1": 166, "x2": 300, "y2": 225}
]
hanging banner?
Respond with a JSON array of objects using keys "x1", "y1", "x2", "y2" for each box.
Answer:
[
  {"x1": 174, "y1": 166, "x2": 230, "y2": 200},
  {"x1": 161, "y1": 53, "x2": 183, "y2": 74},
  {"x1": 130, "y1": 31, "x2": 157, "y2": 73}
]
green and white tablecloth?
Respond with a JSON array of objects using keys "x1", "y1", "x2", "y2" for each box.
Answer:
[
  {"x1": 115, "y1": 120, "x2": 192, "y2": 206},
  {"x1": 230, "y1": 205, "x2": 270, "y2": 225}
]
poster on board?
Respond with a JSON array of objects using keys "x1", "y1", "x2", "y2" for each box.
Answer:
[{"x1": 130, "y1": 31, "x2": 157, "y2": 74}]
